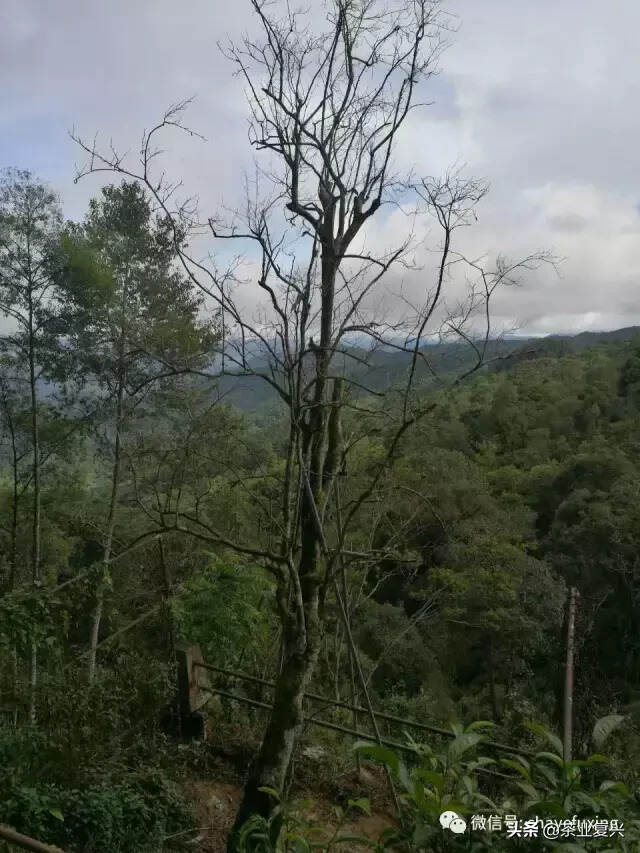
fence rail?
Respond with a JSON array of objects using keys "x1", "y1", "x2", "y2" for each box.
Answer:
[
  {"x1": 193, "y1": 659, "x2": 534, "y2": 758},
  {"x1": 198, "y1": 684, "x2": 511, "y2": 780},
  {"x1": 0, "y1": 824, "x2": 67, "y2": 853}
]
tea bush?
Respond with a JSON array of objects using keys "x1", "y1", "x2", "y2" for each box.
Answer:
[
  {"x1": 0, "y1": 767, "x2": 194, "y2": 853},
  {"x1": 236, "y1": 718, "x2": 640, "y2": 853}
]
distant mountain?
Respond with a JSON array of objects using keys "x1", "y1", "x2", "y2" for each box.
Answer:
[
  {"x1": 219, "y1": 327, "x2": 640, "y2": 411},
  {"x1": 33, "y1": 327, "x2": 638, "y2": 413},
  {"x1": 490, "y1": 326, "x2": 640, "y2": 373}
]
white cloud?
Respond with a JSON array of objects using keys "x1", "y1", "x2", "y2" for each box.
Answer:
[{"x1": 1, "y1": 0, "x2": 638, "y2": 335}]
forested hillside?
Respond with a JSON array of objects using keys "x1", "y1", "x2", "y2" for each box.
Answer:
[
  {"x1": 2, "y1": 1, "x2": 640, "y2": 851},
  {"x1": 2, "y1": 187, "x2": 639, "y2": 847}
]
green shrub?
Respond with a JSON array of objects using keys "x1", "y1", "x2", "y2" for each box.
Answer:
[
  {"x1": 0, "y1": 769, "x2": 194, "y2": 853},
  {"x1": 235, "y1": 719, "x2": 640, "y2": 852},
  {"x1": 174, "y1": 557, "x2": 276, "y2": 672},
  {"x1": 235, "y1": 787, "x2": 375, "y2": 853},
  {"x1": 354, "y1": 719, "x2": 640, "y2": 851}
]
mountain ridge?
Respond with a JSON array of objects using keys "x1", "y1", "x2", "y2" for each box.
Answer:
[{"x1": 218, "y1": 326, "x2": 640, "y2": 410}]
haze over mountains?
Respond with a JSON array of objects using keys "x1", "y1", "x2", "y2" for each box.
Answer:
[{"x1": 218, "y1": 326, "x2": 640, "y2": 410}]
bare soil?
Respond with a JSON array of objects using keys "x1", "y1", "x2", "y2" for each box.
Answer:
[{"x1": 182, "y1": 748, "x2": 398, "y2": 853}]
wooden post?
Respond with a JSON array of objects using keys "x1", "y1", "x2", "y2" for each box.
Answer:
[
  {"x1": 175, "y1": 644, "x2": 209, "y2": 740},
  {"x1": 563, "y1": 587, "x2": 579, "y2": 763}
]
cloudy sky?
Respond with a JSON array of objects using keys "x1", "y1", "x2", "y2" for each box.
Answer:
[{"x1": 1, "y1": 0, "x2": 638, "y2": 336}]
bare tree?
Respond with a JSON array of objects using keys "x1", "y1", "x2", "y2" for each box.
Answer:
[{"x1": 71, "y1": 0, "x2": 556, "y2": 844}]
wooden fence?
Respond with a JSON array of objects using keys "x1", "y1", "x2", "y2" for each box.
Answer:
[{"x1": 177, "y1": 645, "x2": 534, "y2": 763}]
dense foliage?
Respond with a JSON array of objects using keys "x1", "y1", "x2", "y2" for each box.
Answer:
[{"x1": 1, "y1": 170, "x2": 639, "y2": 851}]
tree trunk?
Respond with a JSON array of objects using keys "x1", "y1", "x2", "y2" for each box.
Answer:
[
  {"x1": 158, "y1": 538, "x2": 175, "y2": 658},
  {"x1": 563, "y1": 586, "x2": 578, "y2": 763},
  {"x1": 158, "y1": 539, "x2": 182, "y2": 735},
  {"x1": 6, "y1": 400, "x2": 19, "y2": 593},
  {"x1": 488, "y1": 637, "x2": 501, "y2": 723},
  {"x1": 28, "y1": 288, "x2": 40, "y2": 723},
  {"x1": 228, "y1": 194, "x2": 337, "y2": 850},
  {"x1": 227, "y1": 598, "x2": 321, "y2": 851},
  {"x1": 336, "y1": 483, "x2": 361, "y2": 774},
  {"x1": 342, "y1": 564, "x2": 361, "y2": 774},
  {"x1": 3, "y1": 394, "x2": 20, "y2": 725},
  {"x1": 88, "y1": 359, "x2": 125, "y2": 684},
  {"x1": 10, "y1": 647, "x2": 18, "y2": 728}
]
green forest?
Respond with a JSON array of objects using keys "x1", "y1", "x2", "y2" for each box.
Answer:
[{"x1": 1, "y1": 2, "x2": 639, "y2": 853}]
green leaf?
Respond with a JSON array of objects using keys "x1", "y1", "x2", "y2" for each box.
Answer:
[
  {"x1": 500, "y1": 758, "x2": 531, "y2": 780},
  {"x1": 599, "y1": 780, "x2": 630, "y2": 796},
  {"x1": 447, "y1": 732, "x2": 482, "y2": 763},
  {"x1": 569, "y1": 758, "x2": 600, "y2": 768},
  {"x1": 592, "y1": 714, "x2": 626, "y2": 749},
  {"x1": 411, "y1": 778, "x2": 427, "y2": 809},
  {"x1": 534, "y1": 762, "x2": 559, "y2": 790},
  {"x1": 465, "y1": 720, "x2": 496, "y2": 733},
  {"x1": 348, "y1": 798, "x2": 371, "y2": 816},
  {"x1": 526, "y1": 799, "x2": 565, "y2": 818},
  {"x1": 440, "y1": 796, "x2": 468, "y2": 814},
  {"x1": 49, "y1": 808, "x2": 64, "y2": 821},
  {"x1": 397, "y1": 760, "x2": 412, "y2": 794},
  {"x1": 472, "y1": 793, "x2": 499, "y2": 811},
  {"x1": 414, "y1": 769, "x2": 445, "y2": 794},
  {"x1": 258, "y1": 786, "x2": 280, "y2": 802},
  {"x1": 566, "y1": 791, "x2": 600, "y2": 812},
  {"x1": 474, "y1": 756, "x2": 497, "y2": 767},
  {"x1": 524, "y1": 721, "x2": 563, "y2": 755},
  {"x1": 535, "y1": 751, "x2": 564, "y2": 768},
  {"x1": 583, "y1": 753, "x2": 609, "y2": 764},
  {"x1": 283, "y1": 836, "x2": 311, "y2": 853},
  {"x1": 353, "y1": 742, "x2": 400, "y2": 776},
  {"x1": 269, "y1": 812, "x2": 284, "y2": 846},
  {"x1": 515, "y1": 780, "x2": 540, "y2": 801},
  {"x1": 461, "y1": 774, "x2": 474, "y2": 797}
]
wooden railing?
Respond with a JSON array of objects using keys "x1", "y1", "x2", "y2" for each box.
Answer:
[{"x1": 174, "y1": 643, "x2": 534, "y2": 783}]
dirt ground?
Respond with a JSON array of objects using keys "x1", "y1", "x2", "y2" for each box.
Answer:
[{"x1": 184, "y1": 759, "x2": 398, "y2": 852}]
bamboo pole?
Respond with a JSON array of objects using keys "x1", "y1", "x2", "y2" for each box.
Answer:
[
  {"x1": 198, "y1": 686, "x2": 511, "y2": 780},
  {"x1": 0, "y1": 825, "x2": 67, "y2": 853},
  {"x1": 194, "y1": 661, "x2": 535, "y2": 757}
]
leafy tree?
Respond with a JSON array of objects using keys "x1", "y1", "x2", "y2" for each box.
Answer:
[
  {"x1": 0, "y1": 168, "x2": 69, "y2": 720},
  {"x1": 58, "y1": 180, "x2": 215, "y2": 681},
  {"x1": 0, "y1": 170, "x2": 68, "y2": 576}
]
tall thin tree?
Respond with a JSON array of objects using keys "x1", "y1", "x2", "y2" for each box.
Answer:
[
  {"x1": 0, "y1": 169, "x2": 65, "y2": 720},
  {"x1": 59, "y1": 181, "x2": 215, "y2": 682}
]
